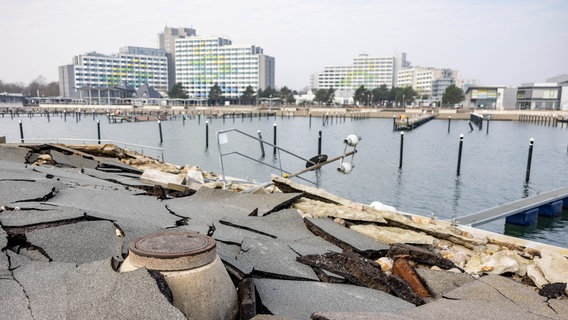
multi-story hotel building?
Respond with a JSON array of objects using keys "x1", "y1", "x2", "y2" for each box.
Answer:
[
  {"x1": 58, "y1": 46, "x2": 168, "y2": 98},
  {"x1": 158, "y1": 27, "x2": 196, "y2": 89},
  {"x1": 397, "y1": 67, "x2": 461, "y2": 102},
  {"x1": 174, "y1": 35, "x2": 275, "y2": 99},
  {"x1": 314, "y1": 53, "x2": 407, "y2": 90}
]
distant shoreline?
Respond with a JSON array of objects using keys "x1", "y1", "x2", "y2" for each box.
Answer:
[{"x1": 2, "y1": 104, "x2": 567, "y2": 121}]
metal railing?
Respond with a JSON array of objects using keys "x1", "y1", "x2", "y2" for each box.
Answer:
[
  {"x1": 217, "y1": 128, "x2": 318, "y2": 189},
  {"x1": 20, "y1": 137, "x2": 164, "y2": 162}
]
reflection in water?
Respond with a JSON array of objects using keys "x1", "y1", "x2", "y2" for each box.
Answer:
[
  {"x1": 452, "y1": 176, "x2": 462, "y2": 218},
  {"x1": 392, "y1": 169, "x2": 403, "y2": 209}
]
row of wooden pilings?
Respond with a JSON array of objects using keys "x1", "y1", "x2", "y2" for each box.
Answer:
[{"x1": 518, "y1": 113, "x2": 563, "y2": 127}]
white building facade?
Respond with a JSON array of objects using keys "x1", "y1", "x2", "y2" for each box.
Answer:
[
  {"x1": 174, "y1": 35, "x2": 275, "y2": 99},
  {"x1": 59, "y1": 46, "x2": 169, "y2": 98},
  {"x1": 314, "y1": 53, "x2": 407, "y2": 90},
  {"x1": 397, "y1": 67, "x2": 461, "y2": 102}
]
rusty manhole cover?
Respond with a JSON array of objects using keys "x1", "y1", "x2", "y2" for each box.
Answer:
[{"x1": 129, "y1": 231, "x2": 216, "y2": 259}]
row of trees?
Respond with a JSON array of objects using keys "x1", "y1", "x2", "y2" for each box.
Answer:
[
  {"x1": 314, "y1": 84, "x2": 465, "y2": 106},
  {"x1": 170, "y1": 82, "x2": 465, "y2": 107},
  {"x1": 168, "y1": 83, "x2": 298, "y2": 105},
  {"x1": 0, "y1": 77, "x2": 59, "y2": 97}
]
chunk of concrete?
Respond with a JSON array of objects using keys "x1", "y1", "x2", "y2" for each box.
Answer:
[
  {"x1": 50, "y1": 149, "x2": 100, "y2": 169},
  {"x1": 527, "y1": 264, "x2": 549, "y2": 289},
  {"x1": 255, "y1": 278, "x2": 414, "y2": 319},
  {"x1": 415, "y1": 268, "x2": 475, "y2": 298},
  {"x1": 0, "y1": 145, "x2": 31, "y2": 163},
  {"x1": 140, "y1": 168, "x2": 184, "y2": 187},
  {"x1": 350, "y1": 224, "x2": 436, "y2": 245},
  {"x1": 534, "y1": 248, "x2": 568, "y2": 294}
]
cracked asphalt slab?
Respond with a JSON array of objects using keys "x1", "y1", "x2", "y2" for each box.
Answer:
[{"x1": 1, "y1": 144, "x2": 567, "y2": 319}]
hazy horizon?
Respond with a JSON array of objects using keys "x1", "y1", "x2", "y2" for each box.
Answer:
[{"x1": 1, "y1": 0, "x2": 567, "y2": 90}]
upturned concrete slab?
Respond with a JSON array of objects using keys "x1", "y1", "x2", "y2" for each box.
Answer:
[
  {"x1": 287, "y1": 235, "x2": 342, "y2": 257},
  {"x1": 220, "y1": 209, "x2": 314, "y2": 241},
  {"x1": 0, "y1": 204, "x2": 85, "y2": 227},
  {"x1": 50, "y1": 187, "x2": 179, "y2": 228},
  {"x1": 209, "y1": 221, "x2": 275, "y2": 245},
  {"x1": 254, "y1": 279, "x2": 415, "y2": 319},
  {"x1": 50, "y1": 149, "x2": 100, "y2": 169},
  {"x1": 415, "y1": 268, "x2": 476, "y2": 298},
  {"x1": 82, "y1": 168, "x2": 150, "y2": 189},
  {"x1": 237, "y1": 237, "x2": 319, "y2": 280},
  {"x1": 305, "y1": 217, "x2": 389, "y2": 255},
  {"x1": 26, "y1": 220, "x2": 123, "y2": 264},
  {"x1": 0, "y1": 179, "x2": 67, "y2": 205},
  {"x1": 165, "y1": 187, "x2": 302, "y2": 222},
  {"x1": 10, "y1": 254, "x2": 186, "y2": 320}
]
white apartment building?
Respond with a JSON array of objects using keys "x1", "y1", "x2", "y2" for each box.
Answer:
[
  {"x1": 175, "y1": 35, "x2": 275, "y2": 99},
  {"x1": 59, "y1": 46, "x2": 169, "y2": 98},
  {"x1": 314, "y1": 53, "x2": 407, "y2": 90},
  {"x1": 397, "y1": 67, "x2": 461, "y2": 102}
]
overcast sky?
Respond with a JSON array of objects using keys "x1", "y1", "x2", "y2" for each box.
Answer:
[{"x1": 1, "y1": 0, "x2": 567, "y2": 90}]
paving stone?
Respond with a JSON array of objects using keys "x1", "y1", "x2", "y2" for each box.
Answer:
[
  {"x1": 0, "y1": 179, "x2": 67, "y2": 205},
  {"x1": 237, "y1": 237, "x2": 319, "y2": 280},
  {"x1": 26, "y1": 220, "x2": 123, "y2": 264},
  {"x1": 305, "y1": 217, "x2": 390, "y2": 255},
  {"x1": 220, "y1": 209, "x2": 314, "y2": 241},
  {"x1": 0, "y1": 204, "x2": 85, "y2": 227},
  {"x1": 415, "y1": 268, "x2": 476, "y2": 298},
  {"x1": 254, "y1": 278, "x2": 415, "y2": 319},
  {"x1": 10, "y1": 254, "x2": 186, "y2": 320},
  {"x1": 50, "y1": 187, "x2": 179, "y2": 228}
]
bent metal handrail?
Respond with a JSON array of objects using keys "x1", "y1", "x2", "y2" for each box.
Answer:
[{"x1": 216, "y1": 128, "x2": 359, "y2": 189}]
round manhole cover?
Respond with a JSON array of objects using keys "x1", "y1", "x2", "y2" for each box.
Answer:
[{"x1": 129, "y1": 231, "x2": 216, "y2": 260}]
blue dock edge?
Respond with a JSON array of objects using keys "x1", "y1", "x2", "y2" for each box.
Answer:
[
  {"x1": 506, "y1": 199, "x2": 565, "y2": 226},
  {"x1": 539, "y1": 199, "x2": 563, "y2": 217},
  {"x1": 506, "y1": 208, "x2": 539, "y2": 226}
]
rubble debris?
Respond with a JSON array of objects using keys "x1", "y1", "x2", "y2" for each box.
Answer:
[
  {"x1": 539, "y1": 283, "x2": 567, "y2": 299},
  {"x1": 293, "y1": 198, "x2": 387, "y2": 223},
  {"x1": 387, "y1": 243, "x2": 460, "y2": 270},
  {"x1": 350, "y1": 224, "x2": 437, "y2": 245},
  {"x1": 297, "y1": 251, "x2": 426, "y2": 306},
  {"x1": 238, "y1": 278, "x2": 257, "y2": 320},
  {"x1": 392, "y1": 256, "x2": 430, "y2": 298}
]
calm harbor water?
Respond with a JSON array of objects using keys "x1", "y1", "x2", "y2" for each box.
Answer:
[{"x1": 2, "y1": 112, "x2": 568, "y2": 248}]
